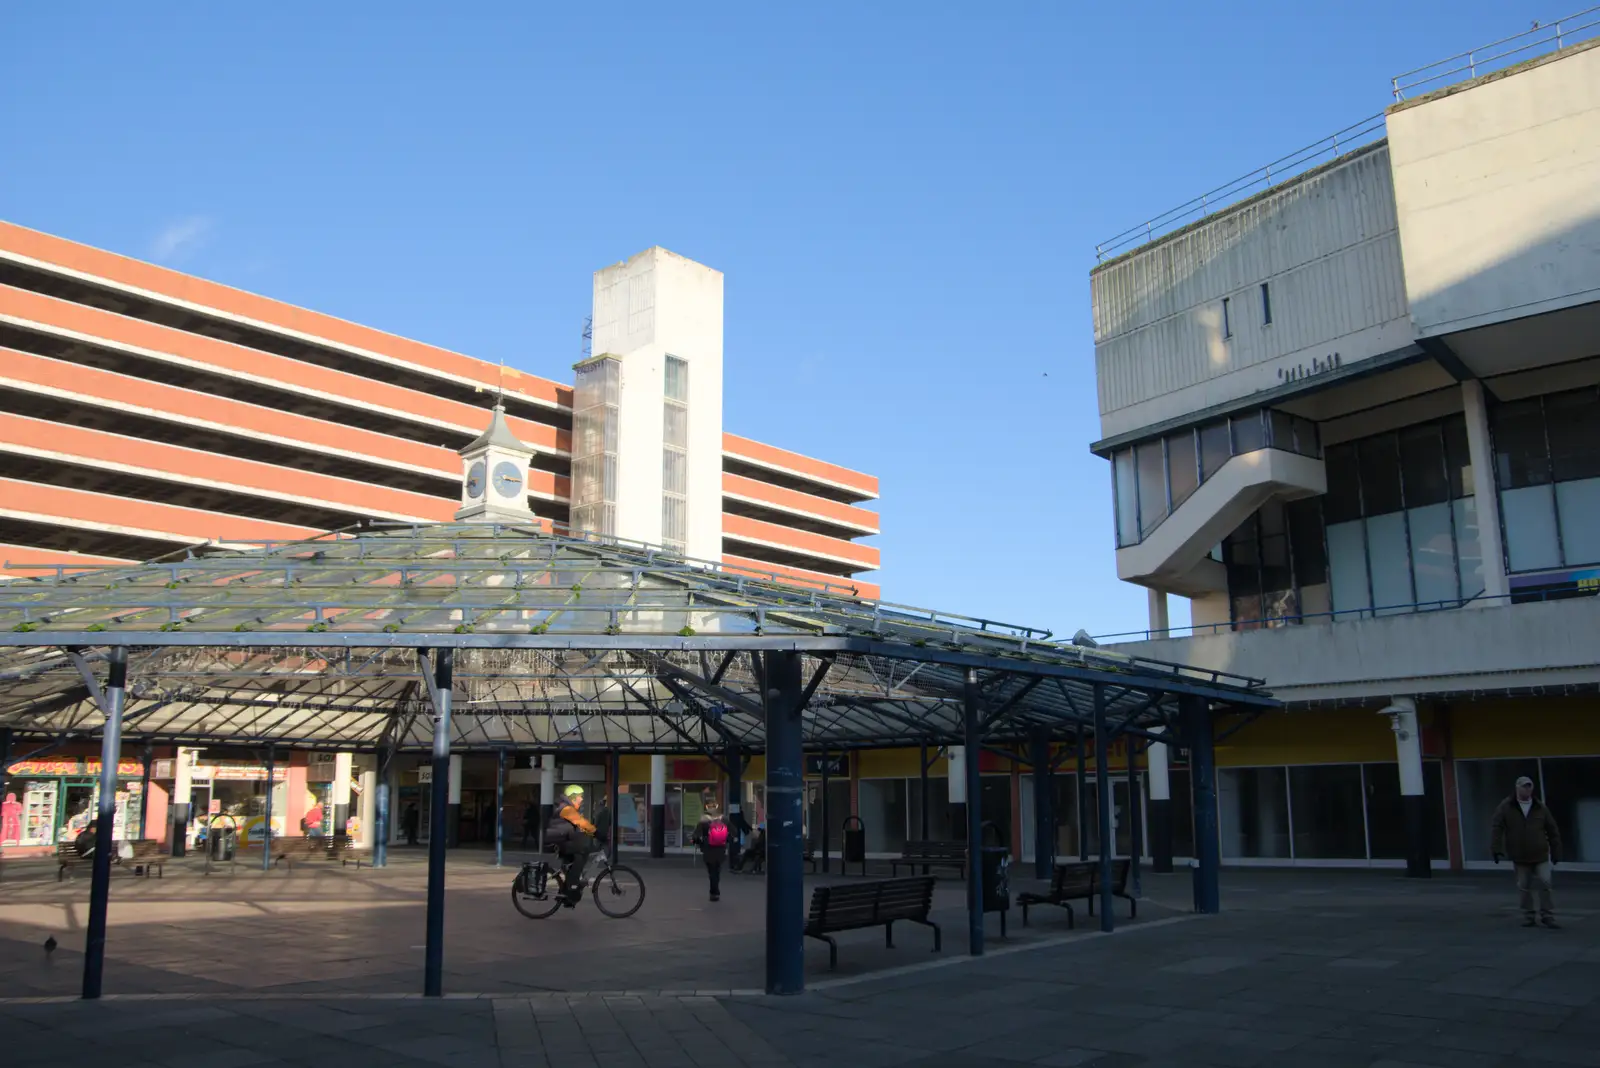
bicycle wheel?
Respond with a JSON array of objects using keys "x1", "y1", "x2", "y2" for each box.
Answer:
[
  {"x1": 511, "y1": 868, "x2": 562, "y2": 920},
  {"x1": 591, "y1": 863, "x2": 646, "y2": 919}
]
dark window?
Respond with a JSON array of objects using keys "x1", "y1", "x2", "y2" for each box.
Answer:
[
  {"x1": 1364, "y1": 762, "x2": 1448, "y2": 862},
  {"x1": 1222, "y1": 297, "x2": 1232, "y2": 339},
  {"x1": 1492, "y1": 398, "x2": 1552, "y2": 488},
  {"x1": 1261, "y1": 282, "x2": 1273, "y2": 325},
  {"x1": 1293, "y1": 416, "x2": 1321, "y2": 458},
  {"x1": 1442, "y1": 413, "x2": 1472, "y2": 499},
  {"x1": 1545, "y1": 387, "x2": 1600, "y2": 483},
  {"x1": 1287, "y1": 497, "x2": 1328, "y2": 586},
  {"x1": 1288, "y1": 765, "x2": 1366, "y2": 859},
  {"x1": 1168, "y1": 430, "x2": 1199, "y2": 510},
  {"x1": 1268, "y1": 409, "x2": 1295, "y2": 452},
  {"x1": 1136, "y1": 441, "x2": 1168, "y2": 538},
  {"x1": 1323, "y1": 443, "x2": 1363, "y2": 524},
  {"x1": 1226, "y1": 514, "x2": 1263, "y2": 628},
  {"x1": 1232, "y1": 410, "x2": 1265, "y2": 454},
  {"x1": 1399, "y1": 424, "x2": 1450, "y2": 508},
  {"x1": 1358, "y1": 434, "x2": 1404, "y2": 515},
  {"x1": 1199, "y1": 419, "x2": 1231, "y2": 479}
]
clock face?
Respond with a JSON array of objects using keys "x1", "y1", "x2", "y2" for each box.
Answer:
[
  {"x1": 492, "y1": 460, "x2": 525, "y2": 499},
  {"x1": 465, "y1": 461, "x2": 486, "y2": 499}
]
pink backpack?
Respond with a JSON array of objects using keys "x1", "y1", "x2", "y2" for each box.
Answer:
[{"x1": 706, "y1": 820, "x2": 729, "y2": 847}]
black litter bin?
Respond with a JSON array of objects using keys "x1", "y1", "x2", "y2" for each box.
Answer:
[
  {"x1": 841, "y1": 816, "x2": 867, "y2": 875},
  {"x1": 979, "y1": 821, "x2": 1011, "y2": 936},
  {"x1": 209, "y1": 825, "x2": 236, "y2": 861}
]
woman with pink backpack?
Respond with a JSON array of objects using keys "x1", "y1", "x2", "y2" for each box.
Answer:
[{"x1": 692, "y1": 800, "x2": 731, "y2": 902}]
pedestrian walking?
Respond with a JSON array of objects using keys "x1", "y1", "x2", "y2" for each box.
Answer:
[
  {"x1": 693, "y1": 800, "x2": 730, "y2": 902},
  {"x1": 403, "y1": 802, "x2": 420, "y2": 847},
  {"x1": 1491, "y1": 775, "x2": 1563, "y2": 928}
]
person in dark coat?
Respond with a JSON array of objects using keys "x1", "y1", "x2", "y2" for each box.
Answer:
[
  {"x1": 403, "y1": 803, "x2": 420, "y2": 846},
  {"x1": 1491, "y1": 775, "x2": 1564, "y2": 928},
  {"x1": 692, "y1": 801, "x2": 730, "y2": 902},
  {"x1": 522, "y1": 801, "x2": 538, "y2": 848}
]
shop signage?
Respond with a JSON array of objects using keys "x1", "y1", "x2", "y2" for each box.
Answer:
[
  {"x1": 4, "y1": 757, "x2": 144, "y2": 778},
  {"x1": 153, "y1": 759, "x2": 175, "y2": 779},
  {"x1": 559, "y1": 764, "x2": 606, "y2": 783},
  {"x1": 208, "y1": 799, "x2": 221, "y2": 815},
  {"x1": 1510, "y1": 565, "x2": 1600, "y2": 603},
  {"x1": 805, "y1": 755, "x2": 847, "y2": 777},
  {"x1": 417, "y1": 766, "x2": 433, "y2": 785}
]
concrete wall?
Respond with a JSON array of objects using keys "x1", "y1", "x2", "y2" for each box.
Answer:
[
  {"x1": 1092, "y1": 143, "x2": 1412, "y2": 440},
  {"x1": 1387, "y1": 41, "x2": 1600, "y2": 339},
  {"x1": 590, "y1": 247, "x2": 725, "y2": 561},
  {"x1": 1111, "y1": 596, "x2": 1600, "y2": 704}
]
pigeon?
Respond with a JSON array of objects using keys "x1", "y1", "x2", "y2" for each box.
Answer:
[{"x1": 44, "y1": 936, "x2": 57, "y2": 954}]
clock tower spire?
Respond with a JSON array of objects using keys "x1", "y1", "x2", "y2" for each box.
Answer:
[{"x1": 455, "y1": 401, "x2": 536, "y2": 523}]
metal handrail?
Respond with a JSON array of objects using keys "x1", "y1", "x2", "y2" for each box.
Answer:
[
  {"x1": 1392, "y1": 7, "x2": 1600, "y2": 100},
  {"x1": 1093, "y1": 113, "x2": 1386, "y2": 262},
  {"x1": 1092, "y1": 587, "x2": 1596, "y2": 643}
]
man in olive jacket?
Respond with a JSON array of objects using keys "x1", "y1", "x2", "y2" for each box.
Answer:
[{"x1": 1490, "y1": 775, "x2": 1563, "y2": 929}]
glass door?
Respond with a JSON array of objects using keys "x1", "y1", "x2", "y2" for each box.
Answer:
[
  {"x1": 1083, "y1": 778, "x2": 1136, "y2": 857},
  {"x1": 61, "y1": 780, "x2": 97, "y2": 845}
]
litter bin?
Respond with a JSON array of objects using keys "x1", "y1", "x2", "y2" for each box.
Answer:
[
  {"x1": 209, "y1": 824, "x2": 236, "y2": 862},
  {"x1": 841, "y1": 816, "x2": 867, "y2": 876}
]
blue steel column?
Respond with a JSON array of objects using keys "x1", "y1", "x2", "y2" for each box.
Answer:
[
  {"x1": 763, "y1": 650, "x2": 805, "y2": 995},
  {"x1": 1128, "y1": 743, "x2": 1144, "y2": 899},
  {"x1": 424, "y1": 649, "x2": 453, "y2": 997},
  {"x1": 1183, "y1": 694, "x2": 1220, "y2": 914},
  {"x1": 1075, "y1": 729, "x2": 1088, "y2": 861},
  {"x1": 0, "y1": 728, "x2": 11, "y2": 876},
  {"x1": 262, "y1": 745, "x2": 276, "y2": 872},
  {"x1": 963, "y1": 670, "x2": 984, "y2": 956},
  {"x1": 374, "y1": 747, "x2": 390, "y2": 869},
  {"x1": 83, "y1": 646, "x2": 127, "y2": 1000},
  {"x1": 138, "y1": 741, "x2": 153, "y2": 840},
  {"x1": 1031, "y1": 728, "x2": 1053, "y2": 879},
  {"x1": 819, "y1": 748, "x2": 830, "y2": 874},
  {"x1": 1093, "y1": 685, "x2": 1115, "y2": 933},
  {"x1": 495, "y1": 749, "x2": 506, "y2": 868},
  {"x1": 726, "y1": 742, "x2": 743, "y2": 867}
]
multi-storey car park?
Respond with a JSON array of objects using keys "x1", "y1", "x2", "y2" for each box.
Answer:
[
  {"x1": 1086, "y1": 24, "x2": 1600, "y2": 875},
  {"x1": 0, "y1": 227, "x2": 894, "y2": 855}
]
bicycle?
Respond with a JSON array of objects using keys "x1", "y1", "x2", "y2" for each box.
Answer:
[{"x1": 511, "y1": 851, "x2": 646, "y2": 920}]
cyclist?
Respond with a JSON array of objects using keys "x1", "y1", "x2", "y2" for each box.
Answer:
[{"x1": 548, "y1": 784, "x2": 598, "y2": 903}]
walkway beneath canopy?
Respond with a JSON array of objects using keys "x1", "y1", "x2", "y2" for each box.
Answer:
[{"x1": 0, "y1": 522, "x2": 1278, "y2": 997}]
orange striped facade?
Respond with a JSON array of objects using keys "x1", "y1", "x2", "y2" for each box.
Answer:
[{"x1": 0, "y1": 222, "x2": 880, "y2": 599}]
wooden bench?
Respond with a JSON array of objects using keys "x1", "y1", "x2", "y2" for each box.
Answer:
[
  {"x1": 56, "y1": 841, "x2": 94, "y2": 881},
  {"x1": 804, "y1": 876, "x2": 941, "y2": 969},
  {"x1": 1018, "y1": 859, "x2": 1137, "y2": 928},
  {"x1": 888, "y1": 840, "x2": 967, "y2": 878},
  {"x1": 273, "y1": 836, "x2": 335, "y2": 870},
  {"x1": 126, "y1": 839, "x2": 167, "y2": 878}
]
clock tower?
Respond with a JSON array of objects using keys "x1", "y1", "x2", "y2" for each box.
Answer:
[{"x1": 454, "y1": 402, "x2": 537, "y2": 524}]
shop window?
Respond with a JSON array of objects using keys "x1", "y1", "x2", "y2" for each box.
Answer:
[
  {"x1": 1501, "y1": 485, "x2": 1562, "y2": 572},
  {"x1": 979, "y1": 776, "x2": 1013, "y2": 848},
  {"x1": 1052, "y1": 774, "x2": 1081, "y2": 858},
  {"x1": 1363, "y1": 762, "x2": 1449, "y2": 862},
  {"x1": 1539, "y1": 757, "x2": 1600, "y2": 864},
  {"x1": 858, "y1": 779, "x2": 908, "y2": 854},
  {"x1": 1199, "y1": 419, "x2": 1231, "y2": 480},
  {"x1": 1456, "y1": 758, "x2": 1542, "y2": 862},
  {"x1": 806, "y1": 780, "x2": 851, "y2": 852},
  {"x1": 1168, "y1": 430, "x2": 1199, "y2": 510},
  {"x1": 1169, "y1": 768, "x2": 1195, "y2": 859},
  {"x1": 1219, "y1": 767, "x2": 1290, "y2": 858},
  {"x1": 1231, "y1": 410, "x2": 1265, "y2": 454},
  {"x1": 1136, "y1": 441, "x2": 1168, "y2": 538},
  {"x1": 1288, "y1": 765, "x2": 1366, "y2": 859},
  {"x1": 907, "y1": 776, "x2": 952, "y2": 842}
]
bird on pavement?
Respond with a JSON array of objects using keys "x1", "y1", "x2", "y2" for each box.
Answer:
[{"x1": 44, "y1": 936, "x2": 57, "y2": 954}]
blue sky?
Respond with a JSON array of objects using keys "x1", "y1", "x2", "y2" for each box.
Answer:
[{"x1": 0, "y1": 1, "x2": 1528, "y2": 639}]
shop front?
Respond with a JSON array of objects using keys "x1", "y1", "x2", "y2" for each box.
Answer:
[{"x1": 1, "y1": 753, "x2": 147, "y2": 856}]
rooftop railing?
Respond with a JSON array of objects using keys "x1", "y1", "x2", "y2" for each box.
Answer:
[
  {"x1": 1092, "y1": 113, "x2": 1386, "y2": 263},
  {"x1": 1391, "y1": 7, "x2": 1600, "y2": 101}
]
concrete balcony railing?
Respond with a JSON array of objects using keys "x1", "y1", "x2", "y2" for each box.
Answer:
[{"x1": 1106, "y1": 593, "x2": 1600, "y2": 705}]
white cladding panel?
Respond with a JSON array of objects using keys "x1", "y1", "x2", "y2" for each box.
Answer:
[
  {"x1": 1092, "y1": 144, "x2": 1411, "y2": 439},
  {"x1": 1387, "y1": 43, "x2": 1600, "y2": 339},
  {"x1": 589, "y1": 248, "x2": 725, "y2": 562}
]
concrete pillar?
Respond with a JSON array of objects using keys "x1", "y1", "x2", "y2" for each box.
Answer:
[
  {"x1": 82, "y1": 647, "x2": 126, "y2": 1000},
  {"x1": 1461, "y1": 380, "x2": 1509, "y2": 604},
  {"x1": 358, "y1": 759, "x2": 377, "y2": 852},
  {"x1": 947, "y1": 745, "x2": 967, "y2": 833},
  {"x1": 649, "y1": 754, "x2": 667, "y2": 857},
  {"x1": 446, "y1": 754, "x2": 462, "y2": 848},
  {"x1": 1383, "y1": 697, "x2": 1430, "y2": 878},
  {"x1": 539, "y1": 755, "x2": 556, "y2": 852},
  {"x1": 1147, "y1": 734, "x2": 1174, "y2": 873},
  {"x1": 1147, "y1": 587, "x2": 1170, "y2": 637},
  {"x1": 171, "y1": 746, "x2": 194, "y2": 857},
  {"x1": 332, "y1": 752, "x2": 354, "y2": 838}
]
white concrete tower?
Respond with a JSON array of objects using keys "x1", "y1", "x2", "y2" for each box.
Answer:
[{"x1": 576, "y1": 247, "x2": 724, "y2": 561}]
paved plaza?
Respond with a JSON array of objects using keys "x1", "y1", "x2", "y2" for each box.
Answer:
[{"x1": 0, "y1": 851, "x2": 1596, "y2": 1066}]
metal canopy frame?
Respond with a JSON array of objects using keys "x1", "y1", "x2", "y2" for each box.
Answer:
[{"x1": 0, "y1": 523, "x2": 1275, "y2": 752}]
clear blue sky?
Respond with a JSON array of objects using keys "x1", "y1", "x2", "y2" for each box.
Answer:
[{"x1": 0, "y1": 1, "x2": 1527, "y2": 639}]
